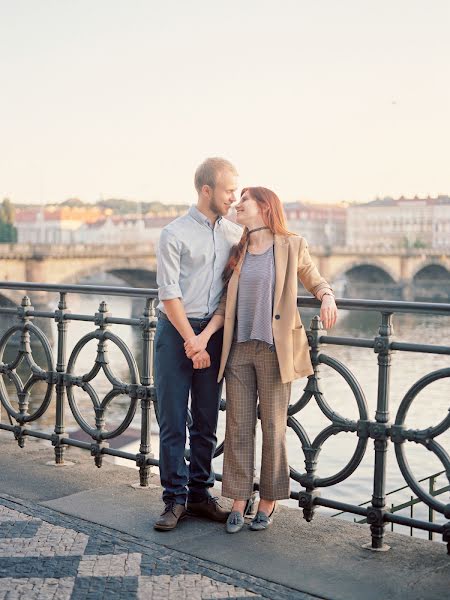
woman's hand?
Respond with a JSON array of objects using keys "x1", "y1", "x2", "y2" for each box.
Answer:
[
  {"x1": 320, "y1": 294, "x2": 338, "y2": 330},
  {"x1": 184, "y1": 333, "x2": 208, "y2": 358}
]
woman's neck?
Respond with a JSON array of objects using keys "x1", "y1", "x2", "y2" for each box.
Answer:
[{"x1": 247, "y1": 227, "x2": 274, "y2": 251}]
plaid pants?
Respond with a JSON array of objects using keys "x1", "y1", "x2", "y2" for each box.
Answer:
[{"x1": 222, "y1": 340, "x2": 291, "y2": 501}]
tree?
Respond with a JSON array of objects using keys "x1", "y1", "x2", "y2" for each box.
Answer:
[
  {"x1": 60, "y1": 198, "x2": 86, "y2": 207},
  {"x1": 0, "y1": 198, "x2": 17, "y2": 243},
  {"x1": 0, "y1": 198, "x2": 15, "y2": 225}
]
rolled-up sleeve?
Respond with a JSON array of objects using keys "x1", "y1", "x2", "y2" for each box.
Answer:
[
  {"x1": 297, "y1": 238, "x2": 332, "y2": 297},
  {"x1": 157, "y1": 229, "x2": 183, "y2": 300}
]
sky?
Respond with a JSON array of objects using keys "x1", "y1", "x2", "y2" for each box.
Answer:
[{"x1": 1, "y1": 0, "x2": 449, "y2": 206}]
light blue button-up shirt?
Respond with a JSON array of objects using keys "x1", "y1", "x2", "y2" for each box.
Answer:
[{"x1": 156, "y1": 206, "x2": 242, "y2": 318}]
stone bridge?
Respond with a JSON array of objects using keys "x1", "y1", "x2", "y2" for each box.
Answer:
[{"x1": 0, "y1": 243, "x2": 449, "y2": 304}]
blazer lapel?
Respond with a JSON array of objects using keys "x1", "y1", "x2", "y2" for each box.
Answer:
[
  {"x1": 225, "y1": 240, "x2": 248, "y2": 321},
  {"x1": 273, "y1": 235, "x2": 289, "y2": 316}
]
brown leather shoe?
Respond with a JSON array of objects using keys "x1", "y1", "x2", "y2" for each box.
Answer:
[
  {"x1": 187, "y1": 496, "x2": 229, "y2": 522},
  {"x1": 153, "y1": 502, "x2": 187, "y2": 531}
]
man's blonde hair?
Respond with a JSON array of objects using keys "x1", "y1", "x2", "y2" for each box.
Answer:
[{"x1": 194, "y1": 157, "x2": 238, "y2": 193}]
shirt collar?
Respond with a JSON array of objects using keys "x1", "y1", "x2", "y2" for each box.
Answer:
[{"x1": 189, "y1": 205, "x2": 222, "y2": 230}]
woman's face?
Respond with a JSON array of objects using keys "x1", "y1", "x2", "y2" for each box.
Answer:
[{"x1": 235, "y1": 192, "x2": 263, "y2": 226}]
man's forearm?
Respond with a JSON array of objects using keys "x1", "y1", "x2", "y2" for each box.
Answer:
[{"x1": 162, "y1": 298, "x2": 195, "y2": 341}]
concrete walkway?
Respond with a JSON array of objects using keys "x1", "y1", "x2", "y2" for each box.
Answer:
[{"x1": 0, "y1": 432, "x2": 448, "y2": 600}]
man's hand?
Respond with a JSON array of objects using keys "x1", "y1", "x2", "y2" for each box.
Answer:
[
  {"x1": 192, "y1": 349, "x2": 211, "y2": 370},
  {"x1": 184, "y1": 333, "x2": 208, "y2": 359},
  {"x1": 320, "y1": 295, "x2": 338, "y2": 330}
]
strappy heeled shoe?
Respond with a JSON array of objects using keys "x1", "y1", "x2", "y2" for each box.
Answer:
[{"x1": 249, "y1": 502, "x2": 276, "y2": 531}]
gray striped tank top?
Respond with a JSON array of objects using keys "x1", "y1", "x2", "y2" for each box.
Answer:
[{"x1": 236, "y1": 245, "x2": 275, "y2": 346}]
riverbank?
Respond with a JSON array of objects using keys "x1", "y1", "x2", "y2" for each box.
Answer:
[{"x1": 0, "y1": 432, "x2": 448, "y2": 599}]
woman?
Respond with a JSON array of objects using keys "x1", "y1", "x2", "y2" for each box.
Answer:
[{"x1": 184, "y1": 187, "x2": 337, "y2": 532}]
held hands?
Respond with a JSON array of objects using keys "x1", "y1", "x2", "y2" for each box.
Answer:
[
  {"x1": 320, "y1": 295, "x2": 338, "y2": 330},
  {"x1": 184, "y1": 334, "x2": 210, "y2": 369},
  {"x1": 192, "y1": 349, "x2": 211, "y2": 369},
  {"x1": 184, "y1": 333, "x2": 207, "y2": 358}
]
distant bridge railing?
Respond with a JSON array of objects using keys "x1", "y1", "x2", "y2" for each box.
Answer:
[
  {"x1": 331, "y1": 470, "x2": 450, "y2": 540},
  {"x1": 1, "y1": 243, "x2": 449, "y2": 257},
  {"x1": 0, "y1": 282, "x2": 449, "y2": 554},
  {"x1": 0, "y1": 243, "x2": 157, "y2": 258}
]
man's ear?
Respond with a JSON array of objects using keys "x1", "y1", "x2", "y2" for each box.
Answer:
[{"x1": 202, "y1": 184, "x2": 212, "y2": 199}]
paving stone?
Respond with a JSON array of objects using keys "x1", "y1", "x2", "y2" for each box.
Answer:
[
  {"x1": 0, "y1": 497, "x2": 317, "y2": 600},
  {"x1": 0, "y1": 520, "x2": 42, "y2": 539}
]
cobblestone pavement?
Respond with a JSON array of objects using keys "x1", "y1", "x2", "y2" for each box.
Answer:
[{"x1": 0, "y1": 495, "x2": 319, "y2": 600}]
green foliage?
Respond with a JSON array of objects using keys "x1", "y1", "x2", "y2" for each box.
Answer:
[
  {"x1": 401, "y1": 236, "x2": 427, "y2": 250},
  {"x1": 0, "y1": 198, "x2": 17, "y2": 242},
  {"x1": 97, "y1": 198, "x2": 189, "y2": 214},
  {"x1": 0, "y1": 222, "x2": 17, "y2": 243},
  {"x1": 60, "y1": 198, "x2": 87, "y2": 207},
  {"x1": 0, "y1": 198, "x2": 15, "y2": 225}
]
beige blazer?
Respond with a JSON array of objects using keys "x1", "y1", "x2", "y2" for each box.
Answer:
[{"x1": 215, "y1": 234, "x2": 331, "y2": 384}]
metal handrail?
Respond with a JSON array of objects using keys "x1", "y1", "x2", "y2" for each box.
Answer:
[{"x1": 2, "y1": 281, "x2": 450, "y2": 313}]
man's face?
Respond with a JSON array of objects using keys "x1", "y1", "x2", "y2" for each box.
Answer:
[{"x1": 209, "y1": 170, "x2": 238, "y2": 216}]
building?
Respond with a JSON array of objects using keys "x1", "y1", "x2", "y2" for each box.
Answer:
[
  {"x1": 75, "y1": 215, "x2": 175, "y2": 245},
  {"x1": 15, "y1": 206, "x2": 104, "y2": 244},
  {"x1": 347, "y1": 195, "x2": 450, "y2": 251},
  {"x1": 284, "y1": 202, "x2": 347, "y2": 248},
  {"x1": 14, "y1": 206, "x2": 183, "y2": 245}
]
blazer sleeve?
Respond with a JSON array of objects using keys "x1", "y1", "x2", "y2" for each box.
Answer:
[{"x1": 297, "y1": 237, "x2": 332, "y2": 298}]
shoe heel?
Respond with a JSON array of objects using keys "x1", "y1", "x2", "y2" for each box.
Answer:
[{"x1": 244, "y1": 492, "x2": 258, "y2": 517}]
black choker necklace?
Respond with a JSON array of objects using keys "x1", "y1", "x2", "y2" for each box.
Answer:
[{"x1": 248, "y1": 226, "x2": 270, "y2": 234}]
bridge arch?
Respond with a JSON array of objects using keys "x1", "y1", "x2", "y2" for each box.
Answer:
[
  {"x1": 332, "y1": 261, "x2": 402, "y2": 300},
  {"x1": 410, "y1": 262, "x2": 450, "y2": 302},
  {"x1": 58, "y1": 259, "x2": 158, "y2": 289},
  {"x1": 331, "y1": 259, "x2": 399, "y2": 285},
  {"x1": 410, "y1": 259, "x2": 450, "y2": 282}
]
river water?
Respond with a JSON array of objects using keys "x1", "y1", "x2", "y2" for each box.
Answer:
[{"x1": 1, "y1": 293, "x2": 449, "y2": 538}]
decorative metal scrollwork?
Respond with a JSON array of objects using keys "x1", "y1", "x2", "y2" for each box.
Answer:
[
  {"x1": 65, "y1": 302, "x2": 140, "y2": 466},
  {"x1": 393, "y1": 368, "x2": 450, "y2": 520},
  {"x1": 288, "y1": 322, "x2": 369, "y2": 490},
  {"x1": 0, "y1": 314, "x2": 55, "y2": 447}
]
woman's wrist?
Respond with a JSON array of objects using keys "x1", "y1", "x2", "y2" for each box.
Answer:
[
  {"x1": 198, "y1": 330, "x2": 210, "y2": 345},
  {"x1": 318, "y1": 289, "x2": 335, "y2": 301}
]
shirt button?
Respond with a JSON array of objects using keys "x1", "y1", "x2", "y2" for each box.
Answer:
[{"x1": 275, "y1": 314, "x2": 280, "y2": 320}]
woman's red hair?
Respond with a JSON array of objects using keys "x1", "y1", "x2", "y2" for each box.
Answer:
[{"x1": 223, "y1": 187, "x2": 293, "y2": 282}]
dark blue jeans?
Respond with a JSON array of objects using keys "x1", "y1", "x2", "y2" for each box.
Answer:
[{"x1": 154, "y1": 314, "x2": 223, "y2": 505}]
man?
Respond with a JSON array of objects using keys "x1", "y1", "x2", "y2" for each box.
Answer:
[{"x1": 154, "y1": 157, "x2": 242, "y2": 531}]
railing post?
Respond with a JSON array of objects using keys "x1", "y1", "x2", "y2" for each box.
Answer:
[
  {"x1": 15, "y1": 296, "x2": 33, "y2": 448},
  {"x1": 367, "y1": 311, "x2": 393, "y2": 551},
  {"x1": 52, "y1": 292, "x2": 69, "y2": 464},
  {"x1": 428, "y1": 475, "x2": 435, "y2": 541},
  {"x1": 299, "y1": 315, "x2": 323, "y2": 522},
  {"x1": 91, "y1": 300, "x2": 111, "y2": 468},
  {"x1": 136, "y1": 298, "x2": 157, "y2": 486}
]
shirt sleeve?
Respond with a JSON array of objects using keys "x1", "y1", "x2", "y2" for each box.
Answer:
[{"x1": 156, "y1": 229, "x2": 183, "y2": 300}]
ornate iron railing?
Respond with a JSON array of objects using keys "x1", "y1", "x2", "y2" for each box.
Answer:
[{"x1": 0, "y1": 282, "x2": 449, "y2": 554}]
